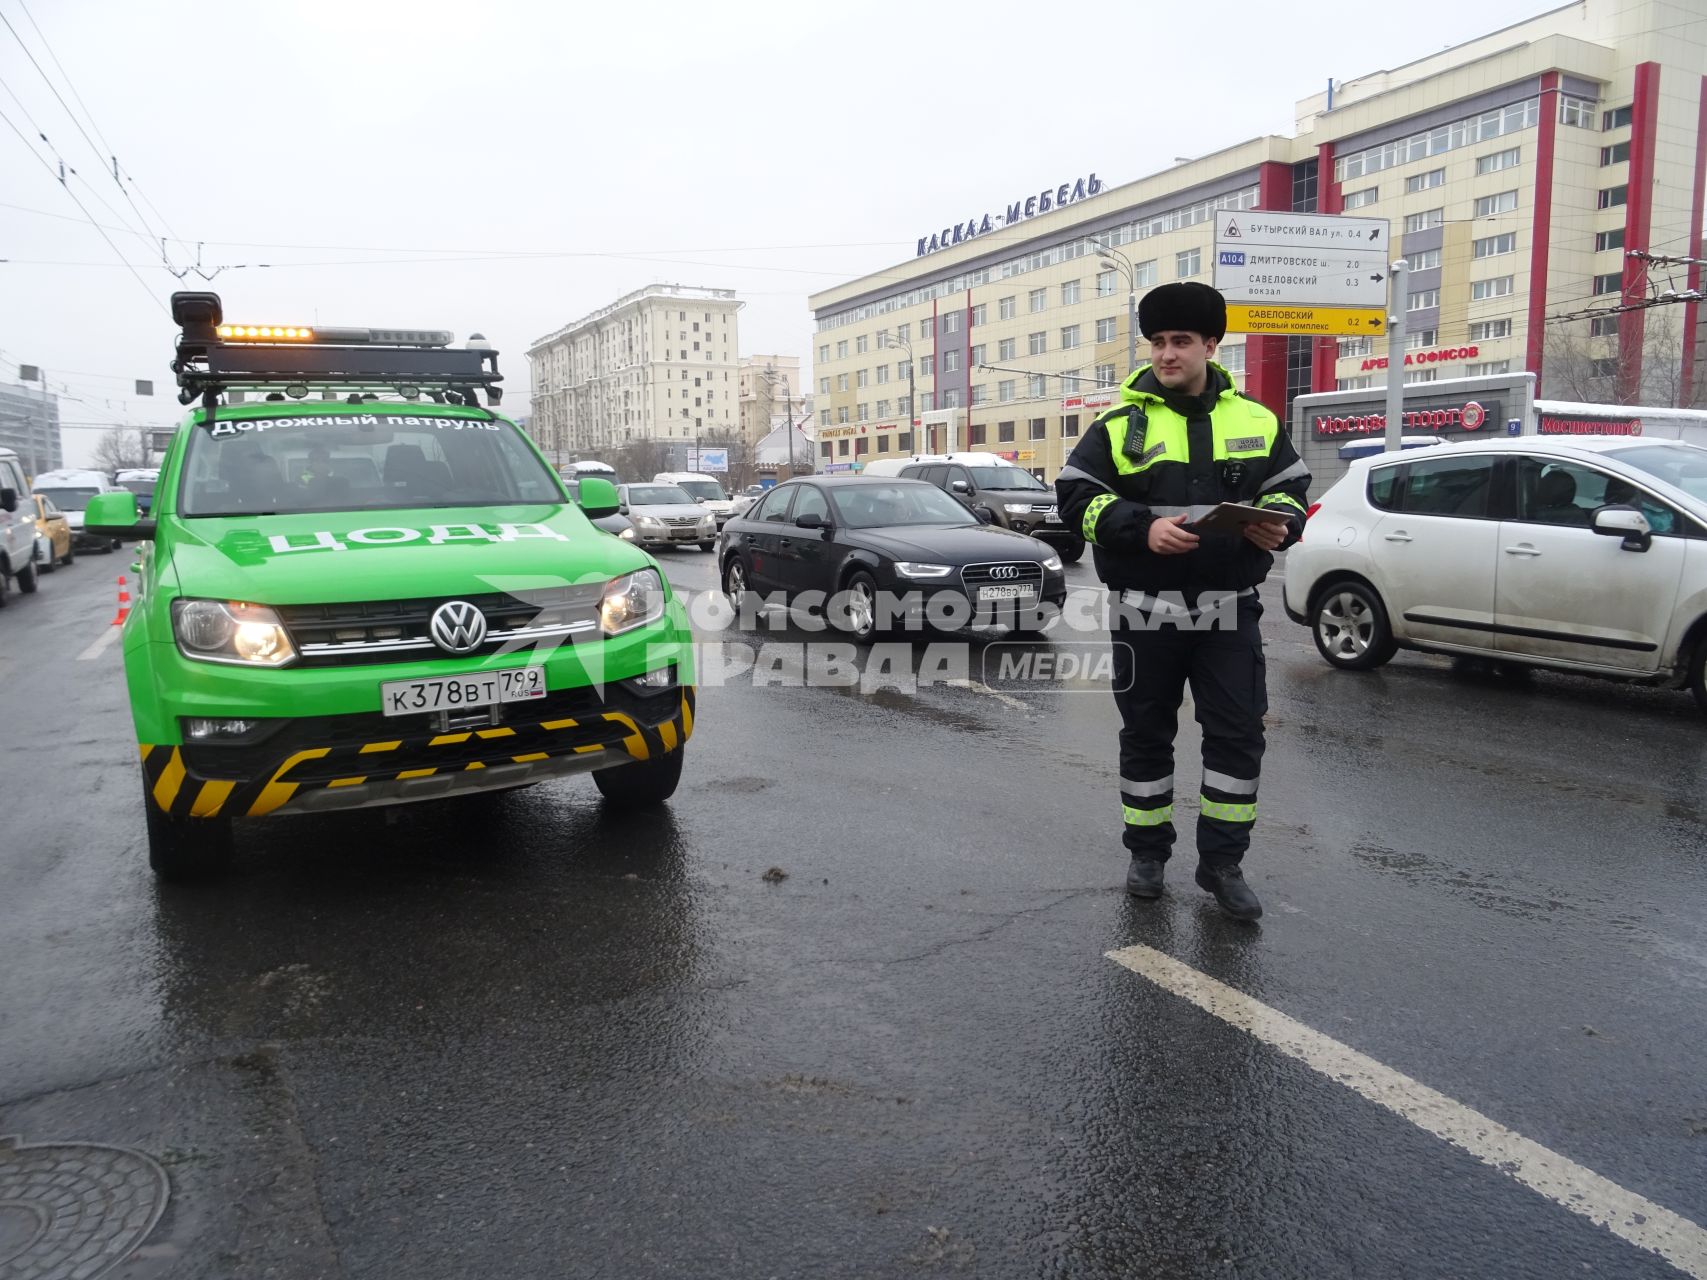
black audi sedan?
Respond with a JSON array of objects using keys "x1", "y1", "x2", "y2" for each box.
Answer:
[{"x1": 716, "y1": 475, "x2": 1068, "y2": 641}]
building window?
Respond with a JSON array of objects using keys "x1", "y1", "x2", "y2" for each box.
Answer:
[
  {"x1": 1095, "y1": 363, "x2": 1118, "y2": 386},
  {"x1": 837, "y1": 407, "x2": 849, "y2": 424},
  {"x1": 1337, "y1": 376, "x2": 1374, "y2": 391},
  {"x1": 919, "y1": 355, "x2": 935, "y2": 377},
  {"x1": 1600, "y1": 141, "x2": 1630, "y2": 166},
  {"x1": 817, "y1": 344, "x2": 829, "y2": 363},
  {"x1": 942, "y1": 311, "x2": 961, "y2": 334},
  {"x1": 970, "y1": 303, "x2": 987, "y2": 326},
  {"x1": 1063, "y1": 414, "x2": 1081, "y2": 438},
  {"x1": 1407, "y1": 289, "x2": 1440, "y2": 311},
  {"x1": 877, "y1": 365, "x2": 890, "y2": 384},
  {"x1": 1474, "y1": 190, "x2": 1518, "y2": 217},
  {"x1": 941, "y1": 388, "x2": 963, "y2": 409},
  {"x1": 1028, "y1": 288, "x2": 1048, "y2": 313},
  {"x1": 1603, "y1": 104, "x2": 1633, "y2": 131},
  {"x1": 1134, "y1": 259, "x2": 1157, "y2": 287},
  {"x1": 876, "y1": 399, "x2": 891, "y2": 418},
  {"x1": 941, "y1": 350, "x2": 961, "y2": 373},
  {"x1": 856, "y1": 369, "x2": 869, "y2": 388},
  {"x1": 836, "y1": 373, "x2": 849, "y2": 392},
  {"x1": 1335, "y1": 97, "x2": 1539, "y2": 182},
  {"x1": 1029, "y1": 418, "x2": 1047, "y2": 440},
  {"x1": 856, "y1": 402, "x2": 869, "y2": 421},
  {"x1": 1404, "y1": 170, "x2": 1444, "y2": 193},
  {"x1": 1343, "y1": 185, "x2": 1380, "y2": 207},
  {"x1": 1028, "y1": 374, "x2": 1048, "y2": 398},
  {"x1": 1476, "y1": 147, "x2": 1521, "y2": 175},
  {"x1": 1592, "y1": 272, "x2": 1622, "y2": 296},
  {"x1": 1595, "y1": 228, "x2": 1626, "y2": 252},
  {"x1": 836, "y1": 340, "x2": 849, "y2": 359},
  {"x1": 819, "y1": 409, "x2": 831, "y2": 426},
  {"x1": 1097, "y1": 269, "x2": 1117, "y2": 296},
  {"x1": 1589, "y1": 316, "x2": 1619, "y2": 337},
  {"x1": 855, "y1": 335, "x2": 868, "y2": 354},
  {"x1": 1472, "y1": 233, "x2": 1516, "y2": 258},
  {"x1": 1470, "y1": 276, "x2": 1514, "y2": 301},
  {"x1": 818, "y1": 377, "x2": 830, "y2": 394},
  {"x1": 998, "y1": 380, "x2": 1016, "y2": 402},
  {"x1": 998, "y1": 337, "x2": 1016, "y2": 361},
  {"x1": 920, "y1": 391, "x2": 935, "y2": 412},
  {"x1": 1060, "y1": 325, "x2": 1081, "y2": 350},
  {"x1": 1176, "y1": 247, "x2": 1201, "y2": 278},
  {"x1": 897, "y1": 395, "x2": 911, "y2": 415},
  {"x1": 1590, "y1": 357, "x2": 1620, "y2": 378},
  {"x1": 970, "y1": 423, "x2": 987, "y2": 445},
  {"x1": 997, "y1": 421, "x2": 1015, "y2": 443},
  {"x1": 999, "y1": 296, "x2": 1016, "y2": 320},
  {"x1": 1466, "y1": 360, "x2": 1512, "y2": 376},
  {"x1": 1468, "y1": 319, "x2": 1512, "y2": 341},
  {"x1": 1405, "y1": 368, "x2": 1438, "y2": 384},
  {"x1": 1220, "y1": 344, "x2": 1245, "y2": 374},
  {"x1": 1061, "y1": 280, "x2": 1081, "y2": 305},
  {"x1": 837, "y1": 439, "x2": 849, "y2": 456},
  {"x1": 1405, "y1": 208, "x2": 1445, "y2": 234},
  {"x1": 898, "y1": 430, "x2": 915, "y2": 452},
  {"x1": 1061, "y1": 369, "x2": 1080, "y2": 393},
  {"x1": 1406, "y1": 328, "x2": 1439, "y2": 350},
  {"x1": 896, "y1": 322, "x2": 910, "y2": 342},
  {"x1": 1560, "y1": 95, "x2": 1597, "y2": 128},
  {"x1": 1406, "y1": 249, "x2": 1441, "y2": 271},
  {"x1": 1096, "y1": 317, "x2": 1117, "y2": 342},
  {"x1": 970, "y1": 385, "x2": 987, "y2": 405},
  {"x1": 1028, "y1": 331, "x2": 1047, "y2": 356},
  {"x1": 1598, "y1": 185, "x2": 1628, "y2": 209},
  {"x1": 1338, "y1": 336, "x2": 1373, "y2": 358}
]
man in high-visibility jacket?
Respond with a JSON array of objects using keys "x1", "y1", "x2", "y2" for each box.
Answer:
[{"x1": 1054, "y1": 282, "x2": 1309, "y2": 920}]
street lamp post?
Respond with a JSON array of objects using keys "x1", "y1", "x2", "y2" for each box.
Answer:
[
  {"x1": 879, "y1": 331, "x2": 918, "y2": 453},
  {"x1": 1098, "y1": 247, "x2": 1140, "y2": 379}
]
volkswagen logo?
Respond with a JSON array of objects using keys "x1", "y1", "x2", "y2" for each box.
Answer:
[
  {"x1": 990, "y1": 565, "x2": 1021, "y2": 580},
  {"x1": 429, "y1": 601, "x2": 488, "y2": 655}
]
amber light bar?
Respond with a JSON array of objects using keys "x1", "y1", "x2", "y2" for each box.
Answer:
[{"x1": 216, "y1": 325, "x2": 315, "y2": 341}]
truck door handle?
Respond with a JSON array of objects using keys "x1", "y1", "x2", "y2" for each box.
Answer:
[
  {"x1": 1383, "y1": 532, "x2": 1413, "y2": 543},
  {"x1": 1504, "y1": 545, "x2": 1542, "y2": 557}
]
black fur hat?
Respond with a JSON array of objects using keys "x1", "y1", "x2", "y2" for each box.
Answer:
[{"x1": 1138, "y1": 281, "x2": 1227, "y2": 341}]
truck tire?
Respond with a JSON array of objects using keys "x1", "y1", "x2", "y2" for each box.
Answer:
[
  {"x1": 17, "y1": 558, "x2": 37, "y2": 593},
  {"x1": 593, "y1": 748, "x2": 684, "y2": 808},
  {"x1": 144, "y1": 772, "x2": 234, "y2": 882}
]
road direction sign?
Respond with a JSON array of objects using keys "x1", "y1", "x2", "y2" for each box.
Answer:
[
  {"x1": 1217, "y1": 211, "x2": 1388, "y2": 249},
  {"x1": 1226, "y1": 304, "x2": 1388, "y2": 336},
  {"x1": 1215, "y1": 211, "x2": 1393, "y2": 308}
]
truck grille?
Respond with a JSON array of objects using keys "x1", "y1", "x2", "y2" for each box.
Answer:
[{"x1": 275, "y1": 586, "x2": 604, "y2": 667}]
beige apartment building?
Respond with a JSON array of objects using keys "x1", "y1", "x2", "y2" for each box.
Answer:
[
  {"x1": 737, "y1": 355, "x2": 805, "y2": 444},
  {"x1": 526, "y1": 284, "x2": 743, "y2": 462},
  {"x1": 807, "y1": 0, "x2": 1707, "y2": 480}
]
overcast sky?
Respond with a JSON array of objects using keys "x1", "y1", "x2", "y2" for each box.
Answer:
[{"x1": 3, "y1": 0, "x2": 1561, "y2": 465}]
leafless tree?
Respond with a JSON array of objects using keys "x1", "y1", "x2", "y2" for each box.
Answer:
[
  {"x1": 1543, "y1": 309, "x2": 1705, "y2": 408},
  {"x1": 91, "y1": 428, "x2": 152, "y2": 474}
]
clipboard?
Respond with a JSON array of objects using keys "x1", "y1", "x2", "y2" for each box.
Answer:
[{"x1": 1186, "y1": 502, "x2": 1294, "y2": 534}]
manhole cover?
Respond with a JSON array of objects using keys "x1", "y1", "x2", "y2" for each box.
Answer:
[{"x1": 0, "y1": 1135, "x2": 169, "y2": 1278}]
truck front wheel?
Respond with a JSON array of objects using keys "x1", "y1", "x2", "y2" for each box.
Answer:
[
  {"x1": 144, "y1": 775, "x2": 234, "y2": 882},
  {"x1": 593, "y1": 748, "x2": 684, "y2": 809}
]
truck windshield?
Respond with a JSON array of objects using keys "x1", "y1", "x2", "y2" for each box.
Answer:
[
  {"x1": 677, "y1": 479, "x2": 728, "y2": 502},
  {"x1": 178, "y1": 414, "x2": 563, "y2": 516},
  {"x1": 34, "y1": 486, "x2": 100, "y2": 511},
  {"x1": 967, "y1": 466, "x2": 1047, "y2": 490}
]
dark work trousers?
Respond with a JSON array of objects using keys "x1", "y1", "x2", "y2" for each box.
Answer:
[{"x1": 1109, "y1": 594, "x2": 1267, "y2": 867}]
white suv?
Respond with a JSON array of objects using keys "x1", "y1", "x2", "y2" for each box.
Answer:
[{"x1": 1283, "y1": 436, "x2": 1707, "y2": 709}]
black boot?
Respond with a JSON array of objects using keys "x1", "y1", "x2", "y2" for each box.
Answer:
[
  {"x1": 1194, "y1": 862, "x2": 1262, "y2": 920},
  {"x1": 1125, "y1": 857, "x2": 1165, "y2": 899}
]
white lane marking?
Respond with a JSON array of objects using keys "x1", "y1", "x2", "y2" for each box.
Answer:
[
  {"x1": 942, "y1": 678, "x2": 1031, "y2": 711},
  {"x1": 76, "y1": 627, "x2": 121, "y2": 662},
  {"x1": 1106, "y1": 943, "x2": 1707, "y2": 1277}
]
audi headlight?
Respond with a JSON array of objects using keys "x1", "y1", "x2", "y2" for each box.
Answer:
[
  {"x1": 172, "y1": 598, "x2": 297, "y2": 667},
  {"x1": 895, "y1": 562, "x2": 953, "y2": 579},
  {"x1": 600, "y1": 569, "x2": 665, "y2": 636},
  {"x1": 1042, "y1": 554, "x2": 1063, "y2": 571},
  {"x1": 1003, "y1": 503, "x2": 1033, "y2": 515}
]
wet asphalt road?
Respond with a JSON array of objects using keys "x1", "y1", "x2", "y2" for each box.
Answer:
[{"x1": 3, "y1": 547, "x2": 1707, "y2": 1279}]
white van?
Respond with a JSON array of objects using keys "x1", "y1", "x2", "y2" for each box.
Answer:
[
  {"x1": 31, "y1": 468, "x2": 123, "y2": 552},
  {"x1": 654, "y1": 472, "x2": 736, "y2": 528},
  {"x1": 861, "y1": 451, "x2": 1009, "y2": 479},
  {"x1": 0, "y1": 446, "x2": 40, "y2": 603}
]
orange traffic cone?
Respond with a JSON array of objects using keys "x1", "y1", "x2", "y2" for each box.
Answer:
[{"x1": 111, "y1": 575, "x2": 130, "y2": 626}]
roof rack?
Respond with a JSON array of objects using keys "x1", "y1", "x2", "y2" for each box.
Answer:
[{"x1": 168, "y1": 291, "x2": 502, "y2": 409}]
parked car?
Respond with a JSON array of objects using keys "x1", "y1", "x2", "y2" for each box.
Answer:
[
  {"x1": 717, "y1": 475, "x2": 1067, "y2": 642},
  {"x1": 33, "y1": 494, "x2": 73, "y2": 572},
  {"x1": 0, "y1": 446, "x2": 40, "y2": 604},
  {"x1": 731, "y1": 483, "x2": 767, "y2": 516},
  {"x1": 1283, "y1": 436, "x2": 1707, "y2": 708},
  {"x1": 620, "y1": 483, "x2": 717, "y2": 551},
  {"x1": 865, "y1": 452, "x2": 1082, "y2": 564},
  {"x1": 654, "y1": 472, "x2": 737, "y2": 530},
  {"x1": 31, "y1": 467, "x2": 123, "y2": 553}
]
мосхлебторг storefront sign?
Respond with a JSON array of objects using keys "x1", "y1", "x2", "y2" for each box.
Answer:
[
  {"x1": 1311, "y1": 395, "x2": 1502, "y2": 439},
  {"x1": 917, "y1": 174, "x2": 1104, "y2": 256}
]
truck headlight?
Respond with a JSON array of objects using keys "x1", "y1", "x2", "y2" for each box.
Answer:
[
  {"x1": 599, "y1": 569, "x2": 665, "y2": 636},
  {"x1": 895, "y1": 562, "x2": 953, "y2": 579},
  {"x1": 1003, "y1": 503, "x2": 1032, "y2": 515},
  {"x1": 172, "y1": 598, "x2": 297, "y2": 667}
]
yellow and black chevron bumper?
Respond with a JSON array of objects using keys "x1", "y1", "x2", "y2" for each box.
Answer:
[{"x1": 139, "y1": 687, "x2": 695, "y2": 819}]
